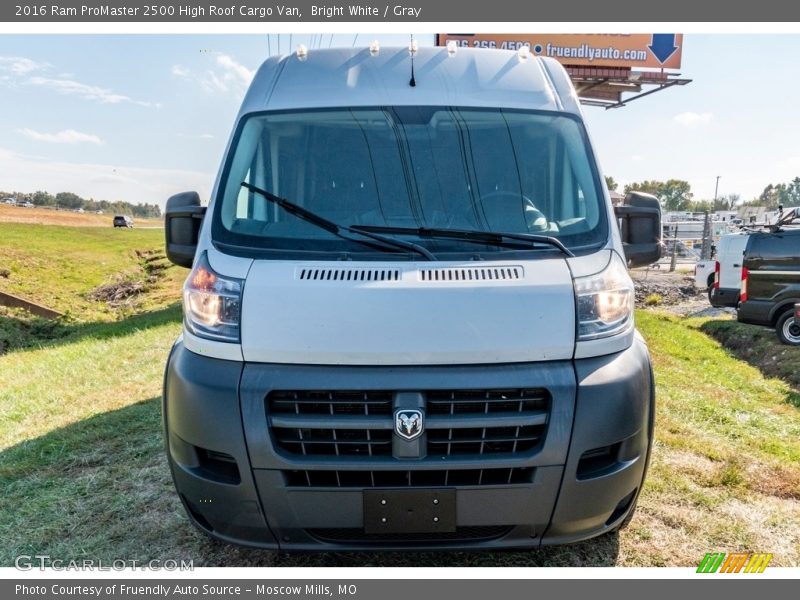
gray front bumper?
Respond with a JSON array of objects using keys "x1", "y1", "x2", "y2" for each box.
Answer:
[{"x1": 162, "y1": 337, "x2": 654, "y2": 551}]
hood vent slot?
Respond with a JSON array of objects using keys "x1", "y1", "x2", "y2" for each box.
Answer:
[
  {"x1": 419, "y1": 266, "x2": 523, "y2": 282},
  {"x1": 298, "y1": 268, "x2": 401, "y2": 282}
]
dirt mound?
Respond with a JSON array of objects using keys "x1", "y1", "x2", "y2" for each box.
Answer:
[
  {"x1": 88, "y1": 277, "x2": 146, "y2": 307},
  {"x1": 632, "y1": 272, "x2": 700, "y2": 307},
  {"x1": 88, "y1": 249, "x2": 170, "y2": 308}
]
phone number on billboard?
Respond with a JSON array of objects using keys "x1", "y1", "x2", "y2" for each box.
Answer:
[{"x1": 446, "y1": 39, "x2": 531, "y2": 50}]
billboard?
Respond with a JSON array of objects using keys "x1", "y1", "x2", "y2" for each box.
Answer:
[{"x1": 436, "y1": 34, "x2": 683, "y2": 69}]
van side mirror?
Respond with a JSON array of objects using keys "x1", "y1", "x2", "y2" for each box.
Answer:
[
  {"x1": 614, "y1": 192, "x2": 662, "y2": 268},
  {"x1": 165, "y1": 192, "x2": 206, "y2": 268}
]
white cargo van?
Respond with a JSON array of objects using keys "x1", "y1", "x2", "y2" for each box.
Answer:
[
  {"x1": 162, "y1": 46, "x2": 661, "y2": 550},
  {"x1": 710, "y1": 231, "x2": 751, "y2": 308}
]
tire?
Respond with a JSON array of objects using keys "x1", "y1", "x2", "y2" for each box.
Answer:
[
  {"x1": 776, "y1": 309, "x2": 800, "y2": 346},
  {"x1": 706, "y1": 275, "x2": 715, "y2": 303}
]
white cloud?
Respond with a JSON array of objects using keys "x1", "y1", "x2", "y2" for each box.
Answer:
[
  {"x1": 215, "y1": 54, "x2": 254, "y2": 87},
  {"x1": 0, "y1": 146, "x2": 211, "y2": 207},
  {"x1": 18, "y1": 128, "x2": 103, "y2": 145},
  {"x1": 26, "y1": 76, "x2": 156, "y2": 107},
  {"x1": 200, "y1": 70, "x2": 230, "y2": 94},
  {"x1": 0, "y1": 56, "x2": 50, "y2": 75},
  {"x1": 174, "y1": 53, "x2": 254, "y2": 96},
  {"x1": 171, "y1": 64, "x2": 190, "y2": 78},
  {"x1": 673, "y1": 112, "x2": 713, "y2": 126},
  {"x1": 0, "y1": 56, "x2": 157, "y2": 108}
]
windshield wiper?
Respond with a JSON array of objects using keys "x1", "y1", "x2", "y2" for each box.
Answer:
[
  {"x1": 349, "y1": 225, "x2": 575, "y2": 258},
  {"x1": 241, "y1": 182, "x2": 436, "y2": 261}
]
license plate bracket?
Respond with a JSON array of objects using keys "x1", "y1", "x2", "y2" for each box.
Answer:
[{"x1": 363, "y1": 488, "x2": 456, "y2": 534}]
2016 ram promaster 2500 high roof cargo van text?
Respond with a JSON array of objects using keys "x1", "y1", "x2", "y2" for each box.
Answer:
[{"x1": 161, "y1": 45, "x2": 662, "y2": 550}]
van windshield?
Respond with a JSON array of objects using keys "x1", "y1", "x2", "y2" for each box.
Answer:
[{"x1": 213, "y1": 107, "x2": 607, "y2": 257}]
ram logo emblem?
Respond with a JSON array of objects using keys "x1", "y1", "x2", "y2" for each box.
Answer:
[{"x1": 395, "y1": 409, "x2": 424, "y2": 441}]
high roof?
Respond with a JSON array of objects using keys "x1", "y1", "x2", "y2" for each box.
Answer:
[{"x1": 238, "y1": 46, "x2": 582, "y2": 116}]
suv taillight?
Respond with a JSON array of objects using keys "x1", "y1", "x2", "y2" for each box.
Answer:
[
  {"x1": 713, "y1": 261, "x2": 720, "y2": 290},
  {"x1": 740, "y1": 266, "x2": 749, "y2": 303}
]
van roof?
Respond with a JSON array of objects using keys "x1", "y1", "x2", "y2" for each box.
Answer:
[{"x1": 239, "y1": 47, "x2": 581, "y2": 116}]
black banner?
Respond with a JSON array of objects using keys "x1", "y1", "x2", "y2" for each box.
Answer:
[
  {"x1": 4, "y1": 579, "x2": 795, "y2": 600},
  {"x1": 4, "y1": 0, "x2": 800, "y2": 22}
]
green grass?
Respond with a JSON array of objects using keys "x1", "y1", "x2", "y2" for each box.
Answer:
[
  {"x1": 0, "y1": 223, "x2": 184, "y2": 322},
  {"x1": 1, "y1": 307, "x2": 798, "y2": 567},
  {"x1": 701, "y1": 318, "x2": 800, "y2": 394}
]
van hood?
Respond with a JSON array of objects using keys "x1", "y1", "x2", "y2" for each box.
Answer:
[{"x1": 240, "y1": 258, "x2": 575, "y2": 365}]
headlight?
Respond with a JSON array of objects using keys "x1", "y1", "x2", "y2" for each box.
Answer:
[
  {"x1": 573, "y1": 252, "x2": 634, "y2": 341},
  {"x1": 183, "y1": 251, "x2": 242, "y2": 343}
]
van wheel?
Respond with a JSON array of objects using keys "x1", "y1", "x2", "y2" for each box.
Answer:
[
  {"x1": 706, "y1": 274, "x2": 715, "y2": 303},
  {"x1": 776, "y1": 309, "x2": 800, "y2": 346}
]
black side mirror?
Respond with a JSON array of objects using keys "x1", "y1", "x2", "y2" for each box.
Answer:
[
  {"x1": 165, "y1": 192, "x2": 206, "y2": 268},
  {"x1": 614, "y1": 191, "x2": 662, "y2": 268}
]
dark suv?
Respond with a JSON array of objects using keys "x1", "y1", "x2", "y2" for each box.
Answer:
[
  {"x1": 113, "y1": 215, "x2": 134, "y2": 228},
  {"x1": 738, "y1": 225, "x2": 800, "y2": 345}
]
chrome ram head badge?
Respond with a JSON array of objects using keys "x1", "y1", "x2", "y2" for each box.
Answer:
[{"x1": 395, "y1": 409, "x2": 424, "y2": 441}]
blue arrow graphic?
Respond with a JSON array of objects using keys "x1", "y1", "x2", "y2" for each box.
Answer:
[{"x1": 649, "y1": 34, "x2": 678, "y2": 64}]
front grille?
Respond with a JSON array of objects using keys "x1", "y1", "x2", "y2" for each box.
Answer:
[
  {"x1": 426, "y1": 389, "x2": 547, "y2": 414},
  {"x1": 282, "y1": 467, "x2": 536, "y2": 488},
  {"x1": 307, "y1": 525, "x2": 514, "y2": 544},
  {"x1": 428, "y1": 425, "x2": 544, "y2": 455},
  {"x1": 269, "y1": 390, "x2": 393, "y2": 416},
  {"x1": 426, "y1": 389, "x2": 548, "y2": 456},
  {"x1": 272, "y1": 428, "x2": 392, "y2": 457},
  {"x1": 267, "y1": 388, "x2": 550, "y2": 460}
]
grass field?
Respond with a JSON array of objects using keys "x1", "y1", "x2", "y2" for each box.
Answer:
[
  {"x1": 0, "y1": 204, "x2": 163, "y2": 228},
  {"x1": 0, "y1": 222, "x2": 184, "y2": 324},
  {"x1": 701, "y1": 319, "x2": 800, "y2": 392},
  {"x1": 1, "y1": 222, "x2": 798, "y2": 567}
]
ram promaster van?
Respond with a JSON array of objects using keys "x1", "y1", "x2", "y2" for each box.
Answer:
[{"x1": 162, "y1": 46, "x2": 662, "y2": 550}]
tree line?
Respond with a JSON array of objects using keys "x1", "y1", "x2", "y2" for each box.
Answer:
[
  {"x1": 604, "y1": 176, "x2": 800, "y2": 212},
  {"x1": 0, "y1": 189, "x2": 162, "y2": 219}
]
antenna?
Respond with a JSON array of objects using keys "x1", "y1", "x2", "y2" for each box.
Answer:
[{"x1": 409, "y1": 35, "x2": 418, "y2": 87}]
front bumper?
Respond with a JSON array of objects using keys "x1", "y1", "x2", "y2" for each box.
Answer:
[{"x1": 163, "y1": 338, "x2": 654, "y2": 551}]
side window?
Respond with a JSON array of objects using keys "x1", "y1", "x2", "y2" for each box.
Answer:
[{"x1": 751, "y1": 235, "x2": 782, "y2": 259}]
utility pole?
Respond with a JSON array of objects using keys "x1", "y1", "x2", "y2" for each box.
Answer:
[
  {"x1": 669, "y1": 224, "x2": 679, "y2": 272},
  {"x1": 700, "y1": 211, "x2": 712, "y2": 260},
  {"x1": 713, "y1": 175, "x2": 721, "y2": 208}
]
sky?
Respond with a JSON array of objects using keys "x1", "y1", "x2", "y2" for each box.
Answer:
[{"x1": 1, "y1": 34, "x2": 800, "y2": 207}]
